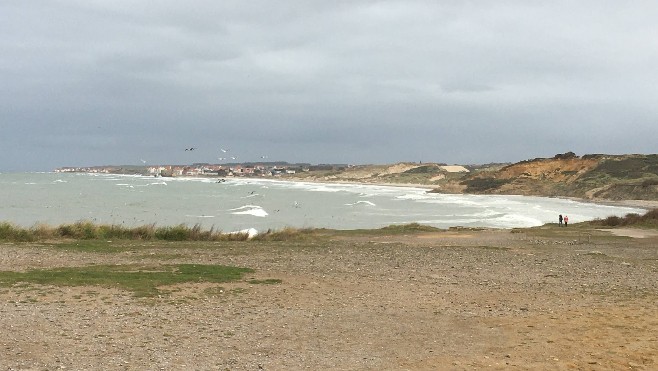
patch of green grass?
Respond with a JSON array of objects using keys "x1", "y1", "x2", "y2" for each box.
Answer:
[{"x1": 0, "y1": 264, "x2": 254, "y2": 297}]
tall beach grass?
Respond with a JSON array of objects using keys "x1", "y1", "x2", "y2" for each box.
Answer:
[{"x1": 0, "y1": 221, "x2": 256, "y2": 242}]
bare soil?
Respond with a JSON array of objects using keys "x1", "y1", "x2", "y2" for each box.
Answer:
[{"x1": 1, "y1": 228, "x2": 657, "y2": 370}]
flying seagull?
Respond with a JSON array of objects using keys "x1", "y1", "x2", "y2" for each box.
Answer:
[{"x1": 185, "y1": 147, "x2": 197, "y2": 151}]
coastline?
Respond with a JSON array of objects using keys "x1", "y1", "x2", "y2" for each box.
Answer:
[
  {"x1": 278, "y1": 176, "x2": 437, "y2": 190},
  {"x1": 280, "y1": 175, "x2": 657, "y2": 211}
]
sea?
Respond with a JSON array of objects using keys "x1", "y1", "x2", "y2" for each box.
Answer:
[{"x1": 0, "y1": 172, "x2": 645, "y2": 233}]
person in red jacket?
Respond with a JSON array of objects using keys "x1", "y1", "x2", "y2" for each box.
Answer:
[{"x1": 564, "y1": 215, "x2": 569, "y2": 227}]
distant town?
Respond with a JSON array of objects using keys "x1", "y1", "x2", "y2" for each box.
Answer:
[{"x1": 54, "y1": 162, "x2": 351, "y2": 178}]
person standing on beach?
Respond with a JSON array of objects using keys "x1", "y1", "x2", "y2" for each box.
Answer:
[
  {"x1": 559, "y1": 214, "x2": 563, "y2": 226},
  {"x1": 564, "y1": 215, "x2": 569, "y2": 227}
]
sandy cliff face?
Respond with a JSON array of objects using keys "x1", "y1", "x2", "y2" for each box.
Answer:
[
  {"x1": 453, "y1": 154, "x2": 658, "y2": 200},
  {"x1": 496, "y1": 158, "x2": 600, "y2": 183}
]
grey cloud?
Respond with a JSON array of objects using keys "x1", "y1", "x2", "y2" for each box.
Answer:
[{"x1": 2, "y1": 1, "x2": 658, "y2": 171}]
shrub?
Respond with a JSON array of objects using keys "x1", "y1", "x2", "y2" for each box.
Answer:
[
  {"x1": 252, "y1": 227, "x2": 314, "y2": 241},
  {"x1": 155, "y1": 224, "x2": 193, "y2": 241},
  {"x1": 380, "y1": 223, "x2": 441, "y2": 233},
  {"x1": 461, "y1": 177, "x2": 510, "y2": 192},
  {"x1": 599, "y1": 215, "x2": 622, "y2": 226},
  {"x1": 642, "y1": 178, "x2": 658, "y2": 187},
  {"x1": 643, "y1": 208, "x2": 658, "y2": 220},
  {"x1": 0, "y1": 222, "x2": 35, "y2": 242},
  {"x1": 30, "y1": 223, "x2": 56, "y2": 240},
  {"x1": 591, "y1": 208, "x2": 658, "y2": 227}
]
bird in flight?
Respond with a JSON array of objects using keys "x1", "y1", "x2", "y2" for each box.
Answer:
[
  {"x1": 185, "y1": 147, "x2": 197, "y2": 151},
  {"x1": 220, "y1": 148, "x2": 228, "y2": 153}
]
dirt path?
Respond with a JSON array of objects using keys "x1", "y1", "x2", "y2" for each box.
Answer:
[
  {"x1": 601, "y1": 228, "x2": 658, "y2": 238},
  {"x1": 1, "y1": 230, "x2": 657, "y2": 370}
]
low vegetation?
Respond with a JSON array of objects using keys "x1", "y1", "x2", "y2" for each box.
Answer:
[
  {"x1": 0, "y1": 221, "x2": 255, "y2": 242},
  {"x1": 590, "y1": 208, "x2": 658, "y2": 228},
  {"x1": 460, "y1": 177, "x2": 511, "y2": 192},
  {"x1": 0, "y1": 222, "x2": 448, "y2": 243},
  {"x1": 0, "y1": 264, "x2": 254, "y2": 297},
  {"x1": 378, "y1": 223, "x2": 442, "y2": 233}
]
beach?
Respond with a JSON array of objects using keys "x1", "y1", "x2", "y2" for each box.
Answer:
[{"x1": 1, "y1": 226, "x2": 657, "y2": 370}]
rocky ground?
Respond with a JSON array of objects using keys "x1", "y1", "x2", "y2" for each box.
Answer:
[{"x1": 1, "y1": 227, "x2": 657, "y2": 370}]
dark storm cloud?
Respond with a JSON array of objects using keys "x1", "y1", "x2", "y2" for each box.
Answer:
[{"x1": 2, "y1": 1, "x2": 658, "y2": 171}]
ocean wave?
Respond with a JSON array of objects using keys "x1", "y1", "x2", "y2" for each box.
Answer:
[
  {"x1": 487, "y1": 213, "x2": 544, "y2": 228},
  {"x1": 242, "y1": 193, "x2": 263, "y2": 199},
  {"x1": 345, "y1": 200, "x2": 376, "y2": 206},
  {"x1": 395, "y1": 193, "x2": 431, "y2": 201},
  {"x1": 229, "y1": 205, "x2": 269, "y2": 217}
]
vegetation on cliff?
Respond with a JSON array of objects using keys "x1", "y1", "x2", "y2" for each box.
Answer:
[{"x1": 284, "y1": 153, "x2": 658, "y2": 201}]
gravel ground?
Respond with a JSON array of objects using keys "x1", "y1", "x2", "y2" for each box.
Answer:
[{"x1": 1, "y1": 228, "x2": 657, "y2": 370}]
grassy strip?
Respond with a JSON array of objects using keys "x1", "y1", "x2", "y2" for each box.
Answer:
[
  {"x1": 0, "y1": 264, "x2": 254, "y2": 297},
  {"x1": 0, "y1": 221, "x2": 258, "y2": 242},
  {"x1": 0, "y1": 222, "x2": 437, "y2": 242}
]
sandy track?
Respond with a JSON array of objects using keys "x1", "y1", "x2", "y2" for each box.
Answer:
[
  {"x1": 601, "y1": 228, "x2": 658, "y2": 239},
  {"x1": 1, "y1": 230, "x2": 657, "y2": 370}
]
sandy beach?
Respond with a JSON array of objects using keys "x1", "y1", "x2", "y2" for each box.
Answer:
[{"x1": 1, "y1": 225, "x2": 657, "y2": 370}]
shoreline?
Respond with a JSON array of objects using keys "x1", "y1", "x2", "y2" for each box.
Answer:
[
  {"x1": 47, "y1": 171, "x2": 658, "y2": 210},
  {"x1": 280, "y1": 175, "x2": 658, "y2": 211},
  {"x1": 277, "y1": 176, "x2": 437, "y2": 190}
]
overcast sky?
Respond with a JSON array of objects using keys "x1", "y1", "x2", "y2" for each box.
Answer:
[{"x1": 2, "y1": 1, "x2": 657, "y2": 172}]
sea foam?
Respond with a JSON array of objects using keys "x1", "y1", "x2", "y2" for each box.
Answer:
[
  {"x1": 229, "y1": 205, "x2": 269, "y2": 217},
  {"x1": 345, "y1": 200, "x2": 376, "y2": 206}
]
